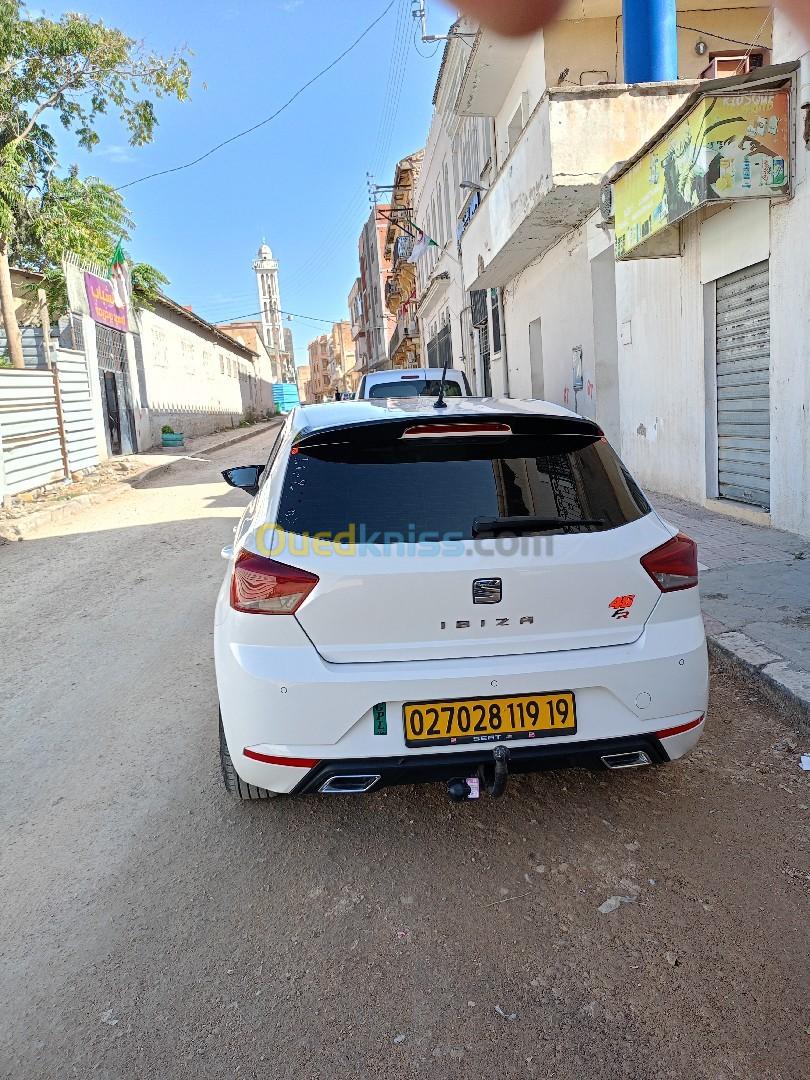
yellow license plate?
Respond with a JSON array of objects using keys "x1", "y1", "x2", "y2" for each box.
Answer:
[{"x1": 403, "y1": 692, "x2": 577, "y2": 747}]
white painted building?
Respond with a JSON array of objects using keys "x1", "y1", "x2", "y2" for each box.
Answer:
[
  {"x1": 253, "y1": 243, "x2": 294, "y2": 382},
  {"x1": 413, "y1": 15, "x2": 493, "y2": 390},
  {"x1": 603, "y1": 10, "x2": 810, "y2": 536},
  {"x1": 130, "y1": 295, "x2": 265, "y2": 450},
  {"x1": 431, "y1": 1, "x2": 810, "y2": 537}
]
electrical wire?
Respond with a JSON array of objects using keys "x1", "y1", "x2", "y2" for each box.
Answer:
[
  {"x1": 115, "y1": 0, "x2": 397, "y2": 192},
  {"x1": 675, "y1": 23, "x2": 771, "y2": 49},
  {"x1": 214, "y1": 306, "x2": 338, "y2": 326},
  {"x1": 413, "y1": 26, "x2": 440, "y2": 60},
  {"x1": 734, "y1": 9, "x2": 775, "y2": 74}
]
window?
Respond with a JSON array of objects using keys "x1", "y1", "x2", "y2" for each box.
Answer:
[
  {"x1": 443, "y1": 162, "x2": 453, "y2": 240},
  {"x1": 508, "y1": 102, "x2": 524, "y2": 153},
  {"x1": 490, "y1": 289, "x2": 502, "y2": 354},
  {"x1": 368, "y1": 379, "x2": 462, "y2": 399},
  {"x1": 276, "y1": 430, "x2": 650, "y2": 541}
]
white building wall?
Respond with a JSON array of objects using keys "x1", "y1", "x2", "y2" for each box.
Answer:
[
  {"x1": 768, "y1": 9, "x2": 810, "y2": 535},
  {"x1": 133, "y1": 305, "x2": 254, "y2": 448},
  {"x1": 501, "y1": 225, "x2": 597, "y2": 419},
  {"x1": 612, "y1": 16, "x2": 810, "y2": 538}
]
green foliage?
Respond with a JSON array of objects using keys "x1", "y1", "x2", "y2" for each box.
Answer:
[
  {"x1": 161, "y1": 424, "x2": 174, "y2": 435},
  {"x1": 0, "y1": 0, "x2": 190, "y2": 311}
]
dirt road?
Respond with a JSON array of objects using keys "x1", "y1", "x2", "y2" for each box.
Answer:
[{"x1": 1, "y1": 426, "x2": 808, "y2": 1079}]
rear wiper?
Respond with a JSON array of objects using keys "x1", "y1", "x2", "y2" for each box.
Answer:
[{"x1": 472, "y1": 515, "x2": 605, "y2": 537}]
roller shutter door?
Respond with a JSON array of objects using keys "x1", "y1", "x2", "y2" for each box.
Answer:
[{"x1": 716, "y1": 261, "x2": 770, "y2": 509}]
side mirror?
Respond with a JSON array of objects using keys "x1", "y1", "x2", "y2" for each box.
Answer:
[{"x1": 221, "y1": 465, "x2": 264, "y2": 496}]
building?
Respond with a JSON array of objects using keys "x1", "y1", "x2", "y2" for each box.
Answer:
[
  {"x1": 411, "y1": 16, "x2": 492, "y2": 389},
  {"x1": 348, "y1": 277, "x2": 368, "y2": 384},
  {"x1": 383, "y1": 151, "x2": 424, "y2": 370},
  {"x1": 430, "y1": 2, "x2": 810, "y2": 538},
  {"x1": 601, "y1": 17, "x2": 809, "y2": 537},
  {"x1": 296, "y1": 363, "x2": 311, "y2": 404},
  {"x1": 283, "y1": 327, "x2": 295, "y2": 381},
  {"x1": 307, "y1": 334, "x2": 332, "y2": 403},
  {"x1": 216, "y1": 319, "x2": 280, "y2": 413},
  {"x1": 357, "y1": 205, "x2": 394, "y2": 372},
  {"x1": 253, "y1": 242, "x2": 294, "y2": 381},
  {"x1": 327, "y1": 321, "x2": 356, "y2": 396},
  {"x1": 2, "y1": 266, "x2": 268, "y2": 469}
]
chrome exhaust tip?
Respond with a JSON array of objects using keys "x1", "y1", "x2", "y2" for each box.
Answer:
[
  {"x1": 601, "y1": 751, "x2": 653, "y2": 770},
  {"x1": 319, "y1": 774, "x2": 381, "y2": 794}
]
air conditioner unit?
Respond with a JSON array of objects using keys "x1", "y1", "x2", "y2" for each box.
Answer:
[
  {"x1": 599, "y1": 182, "x2": 615, "y2": 223},
  {"x1": 701, "y1": 52, "x2": 767, "y2": 80}
]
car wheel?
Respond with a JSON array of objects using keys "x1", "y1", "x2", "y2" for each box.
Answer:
[{"x1": 219, "y1": 711, "x2": 278, "y2": 800}]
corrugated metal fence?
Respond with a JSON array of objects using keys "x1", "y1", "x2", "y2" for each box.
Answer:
[{"x1": 0, "y1": 350, "x2": 100, "y2": 500}]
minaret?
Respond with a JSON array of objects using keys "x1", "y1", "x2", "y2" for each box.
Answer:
[{"x1": 253, "y1": 242, "x2": 285, "y2": 368}]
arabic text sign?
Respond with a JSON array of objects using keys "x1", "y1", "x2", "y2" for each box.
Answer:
[
  {"x1": 615, "y1": 90, "x2": 790, "y2": 258},
  {"x1": 84, "y1": 271, "x2": 128, "y2": 332}
]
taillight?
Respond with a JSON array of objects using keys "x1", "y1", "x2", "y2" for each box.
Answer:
[
  {"x1": 230, "y1": 550, "x2": 319, "y2": 614},
  {"x1": 641, "y1": 533, "x2": 699, "y2": 592}
]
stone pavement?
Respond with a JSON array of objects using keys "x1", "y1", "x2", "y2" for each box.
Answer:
[{"x1": 652, "y1": 491, "x2": 810, "y2": 724}]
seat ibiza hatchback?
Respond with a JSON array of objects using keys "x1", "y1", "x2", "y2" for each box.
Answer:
[{"x1": 215, "y1": 398, "x2": 708, "y2": 801}]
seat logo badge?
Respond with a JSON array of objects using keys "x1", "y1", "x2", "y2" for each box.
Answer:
[
  {"x1": 609, "y1": 594, "x2": 635, "y2": 620},
  {"x1": 473, "y1": 578, "x2": 502, "y2": 605}
]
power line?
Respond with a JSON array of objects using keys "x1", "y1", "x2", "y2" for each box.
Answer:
[
  {"x1": 116, "y1": 0, "x2": 397, "y2": 192},
  {"x1": 216, "y1": 306, "x2": 339, "y2": 326},
  {"x1": 675, "y1": 23, "x2": 771, "y2": 48}
]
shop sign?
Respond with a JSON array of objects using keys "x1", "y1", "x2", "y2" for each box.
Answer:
[{"x1": 615, "y1": 90, "x2": 790, "y2": 258}]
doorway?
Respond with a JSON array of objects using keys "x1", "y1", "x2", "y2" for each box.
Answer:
[
  {"x1": 529, "y1": 317, "x2": 544, "y2": 399},
  {"x1": 102, "y1": 370, "x2": 122, "y2": 456}
]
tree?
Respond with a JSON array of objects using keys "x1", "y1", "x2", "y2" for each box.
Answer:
[
  {"x1": 12, "y1": 167, "x2": 169, "y2": 314},
  {"x1": 0, "y1": 1, "x2": 190, "y2": 367}
]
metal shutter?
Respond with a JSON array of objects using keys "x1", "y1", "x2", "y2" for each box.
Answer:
[{"x1": 716, "y1": 261, "x2": 770, "y2": 509}]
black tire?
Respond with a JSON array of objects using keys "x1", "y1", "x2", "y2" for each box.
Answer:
[{"x1": 219, "y1": 711, "x2": 278, "y2": 800}]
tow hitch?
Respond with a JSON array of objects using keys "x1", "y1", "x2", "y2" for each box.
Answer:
[{"x1": 447, "y1": 745, "x2": 511, "y2": 802}]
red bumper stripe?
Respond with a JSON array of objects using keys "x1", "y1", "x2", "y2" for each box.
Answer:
[
  {"x1": 243, "y1": 748, "x2": 319, "y2": 768},
  {"x1": 655, "y1": 716, "x2": 704, "y2": 740}
]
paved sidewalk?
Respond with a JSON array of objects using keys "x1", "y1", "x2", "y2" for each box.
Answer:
[
  {"x1": 652, "y1": 491, "x2": 810, "y2": 722},
  {"x1": 0, "y1": 418, "x2": 281, "y2": 542}
]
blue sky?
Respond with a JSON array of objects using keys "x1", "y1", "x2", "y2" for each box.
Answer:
[{"x1": 47, "y1": 0, "x2": 452, "y2": 365}]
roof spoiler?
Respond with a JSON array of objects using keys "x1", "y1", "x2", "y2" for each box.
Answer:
[{"x1": 293, "y1": 413, "x2": 603, "y2": 450}]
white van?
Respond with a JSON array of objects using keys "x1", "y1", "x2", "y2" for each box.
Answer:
[{"x1": 356, "y1": 368, "x2": 472, "y2": 399}]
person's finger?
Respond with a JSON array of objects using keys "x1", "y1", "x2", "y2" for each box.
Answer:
[
  {"x1": 456, "y1": 0, "x2": 810, "y2": 39},
  {"x1": 455, "y1": 0, "x2": 567, "y2": 38}
]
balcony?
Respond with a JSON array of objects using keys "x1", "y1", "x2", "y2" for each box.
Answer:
[
  {"x1": 459, "y1": 83, "x2": 694, "y2": 290},
  {"x1": 388, "y1": 316, "x2": 419, "y2": 362},
  {"x1": 392, "y1": 234, "x2": 414, "y2": 269}
]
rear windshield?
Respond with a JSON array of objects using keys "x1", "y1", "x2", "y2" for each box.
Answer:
[
  {"x1": 276, "y1": 432, "x2": 650, "y2": 541},
  {"x1": 368, "y1": 379, "x2": 463, "y2": 399}
]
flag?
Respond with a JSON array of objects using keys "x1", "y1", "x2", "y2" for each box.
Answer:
[
  {"x1": 108, "y1": 241, "x2": 130, "y2": 311},
  {"x1": 407, "y1": 230, "x2": 439, "y2": 264}
]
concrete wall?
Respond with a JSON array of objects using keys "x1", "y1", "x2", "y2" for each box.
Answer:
[
  {"x1": 543, "y1": 9, "x2": 772, "y2": 87},
  {"x1": 501, "y1": 224, "x2": 598, "y2": 422},
  {"x1": 613, "y1": 68, "x2": 810, "y2": 538},
  {"x1": 768, "y1": 10, "x2": 810, "y2": 534},
  {"x1": 133, "y1": 305, "x2": 254, "y2": 448}
]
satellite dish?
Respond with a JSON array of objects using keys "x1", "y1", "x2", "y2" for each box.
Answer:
[{"x1": 599, "y1": 182, "x2": 615, "y2": 223}]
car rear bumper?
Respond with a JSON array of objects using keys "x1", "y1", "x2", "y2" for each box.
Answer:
[
  {"x1": 216, "y1": 610, "x2": 708, "y2": 794},
  {"x1": 293, "y1": 731, "x2": 684, "y2": 794}
]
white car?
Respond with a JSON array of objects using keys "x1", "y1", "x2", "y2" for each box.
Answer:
[
  {"x1": 216, "y1": 398, "x2": 708, "y2": 801},
  {"x1": 355, "y1": 367, "x2": 471, "y2": 399}
]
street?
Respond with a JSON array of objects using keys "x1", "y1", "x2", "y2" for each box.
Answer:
[{"x1": 1, "y1": 424, "x2": 807, "y2": 1080}]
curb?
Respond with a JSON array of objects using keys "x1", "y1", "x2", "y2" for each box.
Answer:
[
  {"x1": 0, "y1": 420, "x2": 281, "y2": 543},
  {"x1": 708, "y1": 631, "x2": 810, "y2": 734}
]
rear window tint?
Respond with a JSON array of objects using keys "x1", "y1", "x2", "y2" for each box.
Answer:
[
  {"x1": 276, "y1": 433, "x2": 650, "y2": 541},
  {"x1": 368, "y1": 380, "x2": 463, "y2": 399}
]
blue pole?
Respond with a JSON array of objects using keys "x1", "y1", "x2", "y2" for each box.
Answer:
[{"x1": 623, "y1": 0, "x2": 678, "y2": 84}]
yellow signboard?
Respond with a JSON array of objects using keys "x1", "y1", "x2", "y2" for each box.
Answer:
[{"x1": 615, "y1": 90, "x2": 791, "y2": 258}]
